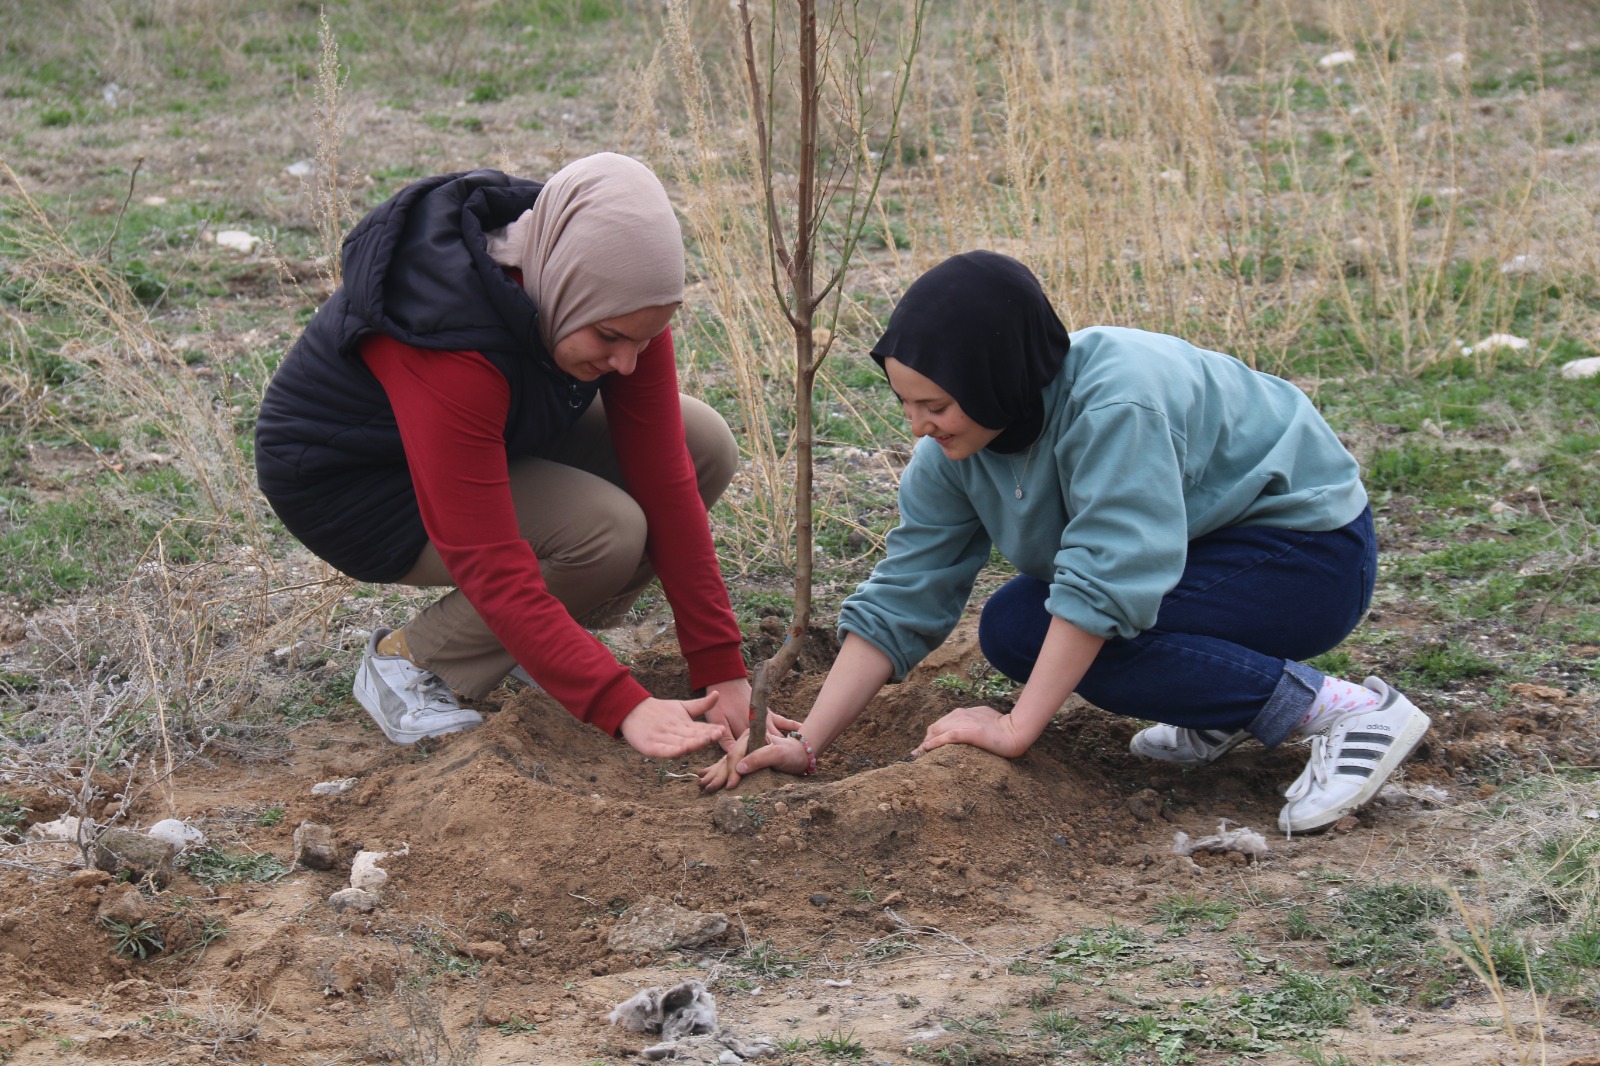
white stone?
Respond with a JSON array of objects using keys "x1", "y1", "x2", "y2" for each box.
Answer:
[
  {"x1": 215, "y1": 230, "x2": 261, "y2": 254},
  {"x1": 27, "y1": 816, "x2": 83, "y2": 842},
  {"x1": 350, "y1": 845, "x2": 407, "y2": 892},
  {"x1": 311, "y1": 777, "x2": 358, "y2": 796},
  {"x1": 328, "y1": 887, "x2": 379, "y2": 913},
  {"x1": 146, "y1": 819, "x2": 204, "y2": 851},
  {"x1": 1317, "y1": 50, "x2": 1357, "y2": 70},
  {"x1": 1474, "y1": 333, "x2": 1530, "y2": 352}
]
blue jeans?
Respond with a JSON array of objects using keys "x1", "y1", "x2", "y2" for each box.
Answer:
[{"x1": 978, "y1": 507, "x2": 1377, "y2": 748}]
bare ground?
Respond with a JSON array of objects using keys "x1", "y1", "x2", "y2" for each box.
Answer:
[{"x1": 0, "y1": 610, "x2": 1597, "y2": 1065}]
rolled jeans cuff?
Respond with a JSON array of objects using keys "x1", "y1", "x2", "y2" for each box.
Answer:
[{"x1": 1249, "y1": 659, "x2": 1324, "y2": 748}]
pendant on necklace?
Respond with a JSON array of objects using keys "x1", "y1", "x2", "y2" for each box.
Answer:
[{"x1": 1014, "y1": 487, "x2": 1024, "y2": 500}]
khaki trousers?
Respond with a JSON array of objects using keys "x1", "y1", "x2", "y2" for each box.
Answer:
[{"x1": 398, "y1": 394, "x2": 737, "y2": 698}]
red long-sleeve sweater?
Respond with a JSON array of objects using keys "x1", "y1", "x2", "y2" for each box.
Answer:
[{"x1": 360, "y1": 326, "x2": 747, "y2": 735}]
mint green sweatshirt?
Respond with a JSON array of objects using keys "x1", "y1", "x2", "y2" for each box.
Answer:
[{"x1": 838, "y1": 326, "x2": 1368, "y2": 679}]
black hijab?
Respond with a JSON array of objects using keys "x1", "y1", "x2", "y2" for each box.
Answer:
[{"x1": 871, "y1": 251, "x2": 1069, "y2": 454}]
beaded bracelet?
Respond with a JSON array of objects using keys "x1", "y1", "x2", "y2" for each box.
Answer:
[{"x1": 786, "y1": 731, "x2": 817, "y2": 776}]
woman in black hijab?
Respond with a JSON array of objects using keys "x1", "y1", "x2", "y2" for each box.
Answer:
[{"x1": 703, "y1": 251, "x2": 1429, "y2": 835}]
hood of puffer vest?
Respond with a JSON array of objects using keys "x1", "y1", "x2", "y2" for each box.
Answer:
[{"x1": 338, "y1": 169, "x2": 546, "y2": 357}]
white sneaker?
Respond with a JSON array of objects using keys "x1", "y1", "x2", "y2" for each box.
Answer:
[
  {"x1": 1278, "y1": 677, "x2": 1430, "y2": 834},
  {"x1": 1129, "y1": 724, "x2": 1251, "y2": 767},
  {"x1": 353, "y1": 628, "x2": 483, "y2": 745}
]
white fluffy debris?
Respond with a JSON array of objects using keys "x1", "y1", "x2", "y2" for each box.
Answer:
[
  {"x1": 146, "y1": 819, "x2": 205, "y2": 851},
  {"x1": 609, "y1": 979, "x2": 718, "y2": 1041},
  {"x1": 1172, "y1": 820, "x2": 1271, "y2": 860},
  {"x1": 1317, "y1": 50, "x2": 1357, "y2": 70}
]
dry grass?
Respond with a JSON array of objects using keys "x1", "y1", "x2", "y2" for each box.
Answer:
[{"x1": 630, "y1": 0, "x2": 1600, "y2": 569}]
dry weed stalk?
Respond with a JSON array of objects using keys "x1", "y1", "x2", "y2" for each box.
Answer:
[
  {"x1": 312, "y1": 8, "x2": 352, "y2": 288},
  {"x1": 362, "y1": 956, "x2": 485, "y2": 1066},
  {"x1": 1444, "y1": 884, "x2": 1551, "y2": 1066}
]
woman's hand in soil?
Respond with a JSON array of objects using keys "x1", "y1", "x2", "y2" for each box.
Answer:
[
  {"x1": 620, "y1": 693, "x2": 731, "y2": 759},
  {"x1": 697, "y1": 722, "x2": 808, "y2": 791},
  {"x1": 704, "y1": 676, "x2": 755, "y2": 750},
  {"x1": 915, "y1": 705, "x2": 1031, "y2": 759}
]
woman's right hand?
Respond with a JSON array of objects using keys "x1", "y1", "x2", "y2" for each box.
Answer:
[{"x1": 620, "y1": 693, "x2": 730, "y2": 759}]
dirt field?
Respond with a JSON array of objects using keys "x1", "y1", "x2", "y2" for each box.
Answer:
[{"x1": 0, "y1": 605, "x2": 1596, "y2": 1065}]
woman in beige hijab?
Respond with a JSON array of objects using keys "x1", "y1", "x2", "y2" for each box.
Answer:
[{"x1": 257, "y1": 153, "x2": 772, "y2": 757}]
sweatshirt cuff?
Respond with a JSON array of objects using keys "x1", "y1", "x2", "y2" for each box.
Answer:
[
  {"x1": 585, "y1": 674, "x2": 654, "y2": 737},
  {"x1": 686, "y1": 642, "x2": 749, "y2": 691}
]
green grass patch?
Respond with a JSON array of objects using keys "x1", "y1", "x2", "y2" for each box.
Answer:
[{"x1": 181, "y1": 847, "x2": 288, "y2": 886}]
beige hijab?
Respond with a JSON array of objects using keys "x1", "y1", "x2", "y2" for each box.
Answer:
[{"x1": 485, "y1": 152, "x2": 684, "y2": 352}]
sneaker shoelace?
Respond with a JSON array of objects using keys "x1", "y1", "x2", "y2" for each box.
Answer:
[
  {"x1": 402, "y1": 670, "x2": 460, "y2": 717},
  {"x1": 1284, "y1": 733, "x2": 1332, "y2": 802}
]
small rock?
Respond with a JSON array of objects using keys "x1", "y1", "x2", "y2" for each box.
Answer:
[
  {"x1": 27, "y1": 815, "x2": 83, "y2": 843},
  {"x1": 1317, "y1": 50, "x2": 1357, "y2": 69},
  {"x1": 311, "y1": 778, "x2": 358, "y2": 796},
  {"x1": 328, "y1": 887, "x2": 379, "y2": 913},
  {"x1": 1332, "y1": 815, "x2": 1361, "y2": 833},
  {"x1": 1473, "y1": 332, "x2": 1529, "y2": 352},
  {"x1": 293, "y1": 822, "x2": 340, "y2": 870},
  {"x1": 607, "y1": 896, "x2": 728, "y2": 954},
  {"x1": 350, "y1": 846, "x2": 406, "y2": 892},
  {"x1": 465, "y1": 941, "x2": 507, "y2": 961},
  {"x1": 640, "y1": 1043, "x2": 677, "y2": 1062},
  {"x1": 97, "y1": 883, "x2": 150, "y2": 925},
  {"x1": 1559, "y1": 356, "x2": 1600, "y2": 380},
  {"x1": 69, "y1": 869, "x2": 111, "y2": 889},
  {"x1": 1125, "y1": 789, "x2": 1164, "y2": 823},
  {"x1": 214, "y1": 229, "x2": 261, "y2": 254},
  {"x1": 808, "y1": 893, "x2": 831, "y2": 907},
  {"x1": 710, "y1": 794, "x2": 761, "y2": 836},
  {"x1": 92, "y1": 829, "x2": 177, "y2": 888}
]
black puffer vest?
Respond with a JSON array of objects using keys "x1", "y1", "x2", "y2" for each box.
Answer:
[{"x1": 254, "y1": 170, "x2": 600, "y2": 582}]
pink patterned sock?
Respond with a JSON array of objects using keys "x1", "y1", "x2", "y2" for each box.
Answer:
[{"x1": 1295, "y1": 676, "x2": 1381, "y2": 736}]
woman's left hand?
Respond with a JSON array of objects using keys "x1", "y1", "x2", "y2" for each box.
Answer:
[
  {"x1": 704, "y1": 677, "x2": 754, "y2": 747},
  {"x1": 915, "y1": 705, "x2": 1031, "y2": 759},
  {"x1": 703, "y1": 677, "x2": 805, "y2": 754}
]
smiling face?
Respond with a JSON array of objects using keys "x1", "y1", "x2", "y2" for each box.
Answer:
[
  {"x1": 550, "y1": 303, "x2": 678, "y2": 381},
  {"x1": 883, "y1": 357, "x2": 1002, "y2": 460}
]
